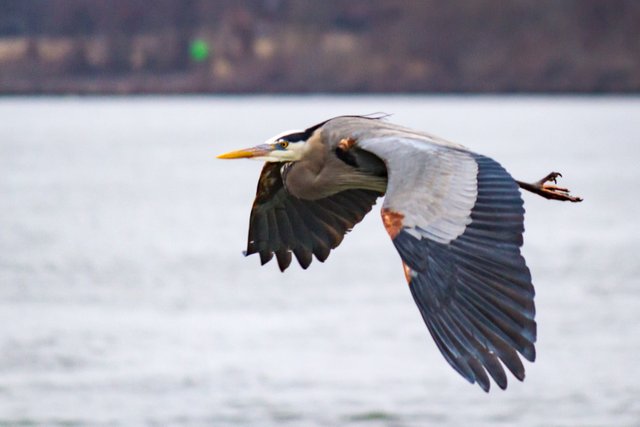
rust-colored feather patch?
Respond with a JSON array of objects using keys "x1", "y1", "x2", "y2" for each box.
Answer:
[
  {"x1": 402, "y1": 262, "x2": 414, "y2": 285},
  {"x1": 337, "y1": 137, "x2": 356, "y2": 151},
  {"x1": 381, "y1": 208, "x2": 404, "y2": 239}
]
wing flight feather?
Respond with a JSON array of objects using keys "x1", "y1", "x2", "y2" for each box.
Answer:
[
  {"x1": 322, "y1": 117, "x2": 536, "y2": 391},
  {"x1": 245, "y1": 162, "x2": 382, "y2": 271}
]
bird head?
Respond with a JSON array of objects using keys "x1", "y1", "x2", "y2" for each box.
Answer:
[{"x1": 217, "y1": 129, "x2": 310, "y2": 162}]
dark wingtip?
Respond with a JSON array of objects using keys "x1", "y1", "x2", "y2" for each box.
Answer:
[
  {"x1": 477, "y1": 378, "x2": 490, "y2": 393},
  {"x1": 259, "y1": 250, "x2": 273, "y2": 265},
  {"x1": 513, "y1": 367, "x2": 526, "y2": 381},
  {"x1": 275, "y1": 249, "x2": 292, "y2": 272},
  {"x1": 522, "y1": 344, "x2": 536, "y2": 363},
  {"x1": 293, "y1": 247, "x2": 313, "y2": 269},
  {"x1": 313, "y1": 244, "x2": 331, "y2": 262},
  {"x1": 496, "y1": 376, "x2": 508, "y2": 390}
]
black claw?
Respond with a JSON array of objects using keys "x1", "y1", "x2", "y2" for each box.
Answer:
[
  {"x1": 549, "y1": 172, "x2": 561, "y2": 183},
  {"x1": 540, "y1": 172, "x2": 562, "y2": 185}
]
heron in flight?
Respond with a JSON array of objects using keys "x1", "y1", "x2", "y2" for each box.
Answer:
[{"x1": 217, "y1": 115, "x2": 581, "y2": 392}]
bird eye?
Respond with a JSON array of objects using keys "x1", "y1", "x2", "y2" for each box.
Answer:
[{"x1": 277, "y1": 141, "x2": 289, "y2": 149}]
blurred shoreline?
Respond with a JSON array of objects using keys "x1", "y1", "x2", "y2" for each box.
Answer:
[
  {"x1": 1, "y1": 1, "x2": 639, "y2": 95},
  {"x1": 1, "y1": 93, "x2": 639, "y2": 99}
]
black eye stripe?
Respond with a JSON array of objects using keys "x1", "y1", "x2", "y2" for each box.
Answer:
[
  {"x1": 280, "y1": 132, "x2": 306, "y2": 142},
  {"x1": 279, "y1": 115, "x2": 380, "y2": 142},
  {"x1": 278, "y1": 121, "x2": 326, "y2": 142}
]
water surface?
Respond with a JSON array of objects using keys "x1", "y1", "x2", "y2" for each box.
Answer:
[{"x1": 1, "y1": 96, "x2": 639, "y2": 426}]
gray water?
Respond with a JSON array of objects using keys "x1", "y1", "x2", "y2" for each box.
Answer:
[{"x1": 1, "y1": 96, "x2": 639, "y2": 426}]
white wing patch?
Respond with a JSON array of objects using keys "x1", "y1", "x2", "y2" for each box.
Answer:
[{"x1": 358, "y1": 136, "x2": 478, "y2": 244}]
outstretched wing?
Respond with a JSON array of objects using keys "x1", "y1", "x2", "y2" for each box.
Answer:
[
  {"x1": 246, "y1": 162, "x2": 382, "y2": 271},
  {"x1": 325, "y1": 117, "x2": 535, "y2": 392}
]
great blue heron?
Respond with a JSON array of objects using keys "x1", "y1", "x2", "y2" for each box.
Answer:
[{"x1": 217, "y1": 115, "x2": 581, "y2": 392}]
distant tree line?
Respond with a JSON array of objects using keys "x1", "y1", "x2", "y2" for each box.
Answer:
[{"x1": 0, "y1": 0, "x2": 638, "y2": 93}]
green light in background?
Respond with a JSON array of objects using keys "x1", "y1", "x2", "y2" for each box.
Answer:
[{"x1": 190, "y1": 39, "x2": 209, "y2": 62}]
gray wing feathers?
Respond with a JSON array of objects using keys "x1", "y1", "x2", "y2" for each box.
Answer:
[
  {"x1": 323, "y1": 117, "x2": 478, "y2": 244},
  {"x1": 359, "y1": 138, "x2": 478, "y2": 244},
  {"x1": 394, "y1": 155, "x2": 535, "y2": 391},
  {"x1": 322, "y1": 117, "x2": 535, "y2": 392}
]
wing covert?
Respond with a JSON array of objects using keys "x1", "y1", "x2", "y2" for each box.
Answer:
[{"x1": 323, "y1": 117, "x2": 479, "y2": 244}]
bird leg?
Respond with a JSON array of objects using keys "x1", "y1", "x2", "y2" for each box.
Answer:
[{"x1": 516, "y1": 172, "x2": 583, "y2": 202}]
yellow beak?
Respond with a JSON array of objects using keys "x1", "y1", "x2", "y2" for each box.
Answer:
[{"x1": 216, "y1": 144, "x2": 272, "y2": 159}]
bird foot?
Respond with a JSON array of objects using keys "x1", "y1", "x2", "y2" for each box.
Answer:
[{"x1": 516, "y1": 172, "x2": 583, "y2": 202}]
